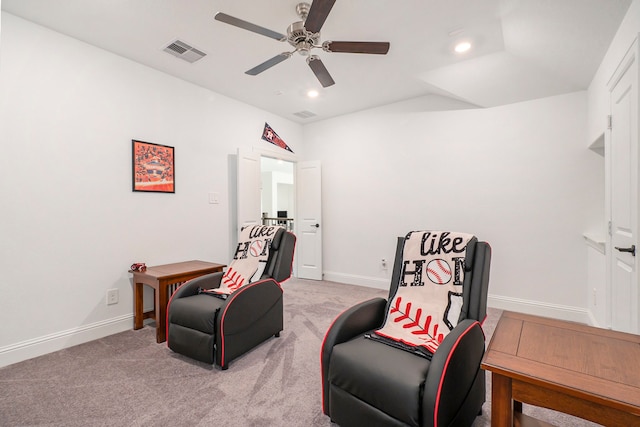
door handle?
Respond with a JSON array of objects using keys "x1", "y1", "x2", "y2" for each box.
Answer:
[
  {"x1": 615, "y1": 245, "x2": 636, "y2": 256},
  {"x1": 311, "y1": 223, "x2": 320, "y2": 228}
]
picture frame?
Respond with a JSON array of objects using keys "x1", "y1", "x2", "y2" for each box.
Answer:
[{"x1": 132, "y1": 140, "x2": 175, "y2": 193}]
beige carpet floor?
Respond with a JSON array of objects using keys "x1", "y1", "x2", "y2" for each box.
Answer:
[{"x1": 0, "y1": 278, "x2": 600, "y2": 426}]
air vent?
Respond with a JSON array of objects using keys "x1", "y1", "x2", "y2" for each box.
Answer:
[
  {"x1": 163, "y1": 39, "x2": 207, "y2": 63},
  {"x1": 293, "y1": 110, "x2": 317, "y2": 119}
]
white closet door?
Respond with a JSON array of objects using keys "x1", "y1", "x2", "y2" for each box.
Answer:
[
  {"x1": 297, "y1": 161, "x2": 323, "y2": 280},
  {"x1": 608, "y1": 39, "x2": 638, "y2": 334}
]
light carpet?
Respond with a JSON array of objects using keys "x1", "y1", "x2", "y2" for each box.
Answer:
[{"x1": 0, "y1": 278, "x2": 600, "y2": 426}]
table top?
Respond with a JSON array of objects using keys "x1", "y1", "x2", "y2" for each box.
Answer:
[
  {"x1": 129, "y1": 260, "x2": 225, "y2": 281},
  {"x1": 482, "y1": 311, "x2": 640, "y2": 413}
]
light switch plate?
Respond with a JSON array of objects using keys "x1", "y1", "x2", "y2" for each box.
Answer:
[{"x1": 107, "y1": 289, "x2": 118, "y2": 305}]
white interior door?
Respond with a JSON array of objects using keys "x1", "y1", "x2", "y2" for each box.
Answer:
[
  {"x1": 237, "y1": 148, "x2": 261, "y2": 234},
  {"x1": 297, "y1": 161, "x2": 323, "y2": 280},
  {"x1": 608, "y1": 39, "x2": 638, "y2": 334}
]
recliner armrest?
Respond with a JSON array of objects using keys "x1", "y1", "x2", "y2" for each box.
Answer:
[
  {"x1": 214, "y1": 278, "x2": 284, "y2": 369},
  {"x1": 217, "y1": 278, "x2": 283, "y2": 334},
  {"x1": 422, "y1": 319, "x2": 485, "y2": 427},
  {"x1": 320, "y1": 297, "x2": 388, "y2": 415},
  {"x1": 322, "y1": 297, "x2": 388, "y2": 347},
  {"x1": 171, "y1": 272, "x2": 224, "y2": 299}
]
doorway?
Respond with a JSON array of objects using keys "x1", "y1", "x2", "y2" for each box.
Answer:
[
  {"x1": 236, "y1": 148, "x2": 323, "y2": 280},
  {"x1": 261, "y1": 157, "x2": 295, "y2": 231}
]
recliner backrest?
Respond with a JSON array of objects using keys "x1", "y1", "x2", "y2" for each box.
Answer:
[
  {"x1": 467, "y1": 240, "x2": 491, "y2": 321},
  {"x1": 261, "y1": 228, "x2": 296, "y2": 282},
  {"x1": 387, "y1": 234, "x2": 490, "y2": 323}
]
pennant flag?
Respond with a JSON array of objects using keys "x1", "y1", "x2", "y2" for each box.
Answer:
[{"x1": 262, "y1": 122, "x2": 294, "y2": 153}]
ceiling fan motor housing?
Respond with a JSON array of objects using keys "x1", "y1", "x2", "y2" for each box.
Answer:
[{"x1": 287, "y1": 21, "x2": 319, "y2": 55}]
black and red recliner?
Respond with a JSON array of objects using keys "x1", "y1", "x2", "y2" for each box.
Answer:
[
  {"x1": 321, "y1": 234, "x2": 491, "y2": 427},
  {"x1": 166, "y1": 228, "x2": 295, "y2": 369}
]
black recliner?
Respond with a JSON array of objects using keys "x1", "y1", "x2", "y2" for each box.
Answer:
[
  {"x1": 321, "y1": 234, "x2": 491, "y2": 427},
  {"x1": 166, "y1": 228, "x2": 295, "y2": 369}
]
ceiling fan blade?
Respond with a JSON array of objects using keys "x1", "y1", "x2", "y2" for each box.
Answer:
[
  {"x1": 214, "y1": 12, "x2": 287, "y2": 42},
  {"x1": 245, "y1": 53, "x2": 292, "y2": 76},
  {"x1": 324, "y1": 41, "x2": 390, "y2": 55},
  {"x1": 307, "y1": 56, "x2": 335, "y2": 88},
  {"x1": 304, "y1": 0, "x2": 336, "y2": 34}
]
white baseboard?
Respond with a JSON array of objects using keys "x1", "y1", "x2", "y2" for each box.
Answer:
[
  {"x1": 487, "y1": 294, "x2": 593, "y2": 325},
  {"x1": 0, "y1": 287, "x2": 598, "y2": 368},
  {"x1": 323, "y1": 272, "x2": 595, "y2": 326},
  {"x1": 0, "y1": 314, "x2": 133, "y2": 368},
  {"x1": 323, "y1": 271, "x2": 390, "y2": 290},
  {"x1": 585, "y1": 309, "x2": 604, "y2": 328}
]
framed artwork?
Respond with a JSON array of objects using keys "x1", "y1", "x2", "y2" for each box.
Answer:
[{"x1": 132, "y1": 140, "x2": 175, "y2": 193}]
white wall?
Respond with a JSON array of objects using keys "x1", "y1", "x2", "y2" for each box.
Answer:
[
  {"x1": 302, "y1": 91, "x2": 602, "y2": 321},
  {"x1": 1, "y1": 2, "x2": 631, "y2": 366},
  {"x1": 0, "y1": 13, "x2": 303, "y2": 367}
]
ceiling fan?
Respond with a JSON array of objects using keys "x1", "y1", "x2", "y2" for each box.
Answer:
[{"x1": 214, "y1": 0, "x2": 390, "y2": 88}]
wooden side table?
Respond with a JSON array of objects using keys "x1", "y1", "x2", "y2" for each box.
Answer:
[
  {"x1": 130, "y1": 260, "x2": 225, "y2": 343},
  {"x1": 482, "y1": 311, "x2": 640, "y2": 426}
]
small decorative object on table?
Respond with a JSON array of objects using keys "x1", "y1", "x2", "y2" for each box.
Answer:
[{"x1": 130, "y1": 263, "x2": 146, "y2": 272}]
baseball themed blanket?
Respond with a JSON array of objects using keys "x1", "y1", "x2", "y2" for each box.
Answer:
[
  {"x1": 371, "y1": 231, "x2": 475, "y2": 357},
  {"x1": 205, "y1": 225, "x2": 283, "y2": 297}
]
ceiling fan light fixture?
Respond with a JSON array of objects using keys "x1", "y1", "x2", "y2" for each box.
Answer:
[{"x1": 297, "y1": 41, "x2": 314, "y2": 56}]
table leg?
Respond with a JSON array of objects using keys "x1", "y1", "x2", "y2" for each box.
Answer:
[
  {"x1": 514, "y1": 400, "x2": 523, "y2": 414},
  {"x1": 155, "y1": 281, "x2": 168, "y2": 343},
  {"x1": 134, "y1": 282, "x2": 144, "y2": 330},
  {"x1": 491, "y1": 373, "x2": 514, "y2": 427}
]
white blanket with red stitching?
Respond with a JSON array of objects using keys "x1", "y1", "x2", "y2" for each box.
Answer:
[
  {"x1": 374, "y1": 231, "x2": 474, "y2": 354},
  {"x1": 208, "y1": 225, "x2": 283, "y2": 296}
]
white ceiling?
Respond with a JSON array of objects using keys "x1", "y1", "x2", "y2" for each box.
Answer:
[{"x1": 1, "y1": 0, "x2": 632, "y2": 123}]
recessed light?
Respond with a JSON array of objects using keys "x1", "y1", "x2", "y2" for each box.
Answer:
[
  {"x1": 454, "y1": 41, "x2": 472, "y2": 53},
  {"x1": 307, "y1": 89, "x2": 319, "y2": 98}
]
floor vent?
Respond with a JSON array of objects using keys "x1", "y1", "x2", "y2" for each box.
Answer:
[
  {"x1": 163, "y1": 39, "x2": 207, "y2": 63},
  {"x1": 293, "y1": 110, "x2": 316, "y2": 119}
]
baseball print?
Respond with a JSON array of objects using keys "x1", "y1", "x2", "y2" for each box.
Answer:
[{"x1": 426, "y1": 259, "x2": 452, "y2": 284}]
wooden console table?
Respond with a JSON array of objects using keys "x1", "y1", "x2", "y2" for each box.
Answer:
[
  {"x1": 130, "y1": 260, "x2": 225, "y2": 343},
  {"x1": 481, "y1": 311, "x2": 640, "y2": 426}
]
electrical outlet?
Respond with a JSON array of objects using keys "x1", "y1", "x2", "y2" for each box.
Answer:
[
  {"x1": 107, "y1": 289, "x2": 119, "y2": 305},
  {"x1": 381, "y1": 258, "x2": 388, "y2": 269}
]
